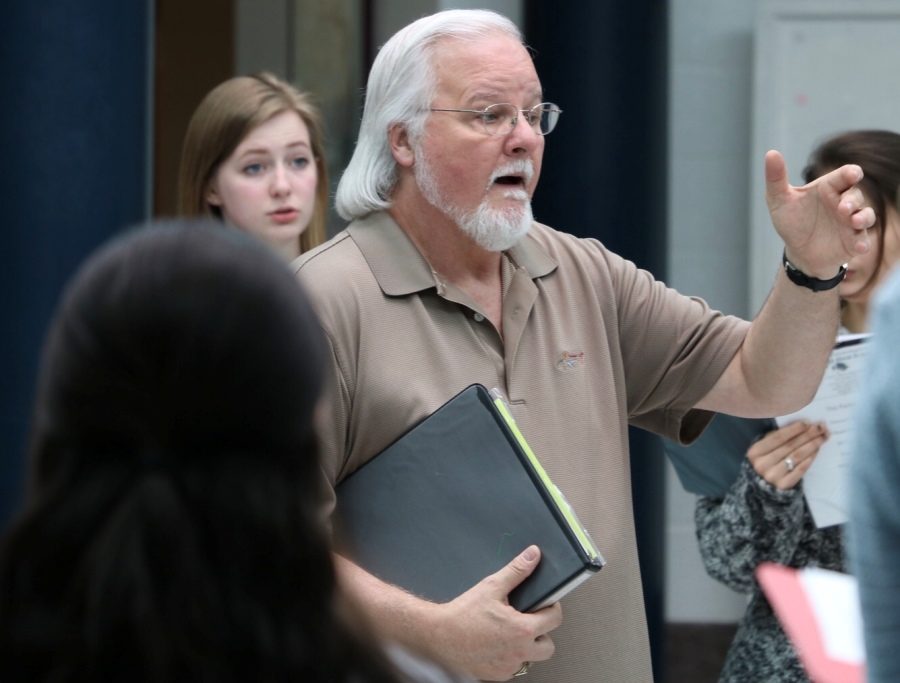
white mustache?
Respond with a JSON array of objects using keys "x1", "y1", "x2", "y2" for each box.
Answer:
[{"x1": 487, "y1": 160, "x2": 535, "y2": 189}]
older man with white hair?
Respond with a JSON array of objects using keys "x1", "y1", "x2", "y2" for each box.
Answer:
[{"x1": 296, "y1": 9, "x2": 874, "y2": 682}]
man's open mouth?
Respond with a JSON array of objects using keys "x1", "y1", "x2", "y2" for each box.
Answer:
[{"x1": 494, "y1": 175, "x2": 524, "y2": 186}]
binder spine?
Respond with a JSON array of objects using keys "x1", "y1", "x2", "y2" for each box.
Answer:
[{"x1": 488, "y1": 388, "x2": 605, "y2": 567}]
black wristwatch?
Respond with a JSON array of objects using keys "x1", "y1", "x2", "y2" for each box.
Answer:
[{"x1": 782, "y1": 250, "x2": 847, "y2": 292}]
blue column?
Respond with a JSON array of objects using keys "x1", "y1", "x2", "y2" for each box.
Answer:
[
  {"x1": 525, "y1": 2, "x2": 669, "y2": 679},
  {"x1": 0, "y1": 1, "x2": 152, "y2": 525}
]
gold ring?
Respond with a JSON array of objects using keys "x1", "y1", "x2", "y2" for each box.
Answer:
[{"x1": 514, "y1": 662, "x2": 531, "y2": 677}]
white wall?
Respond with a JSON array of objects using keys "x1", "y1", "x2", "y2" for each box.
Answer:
[
  {"x1": 748, "y1": 0, "x2": 900, "y2": 312},
  {"x1": 665, "y1": 0, "x2": 759, "y2": 623}
]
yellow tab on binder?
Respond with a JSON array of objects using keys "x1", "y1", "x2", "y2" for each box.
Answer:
[{"x1": 489, "y1": 388, "x2": 603, "y2": 564}]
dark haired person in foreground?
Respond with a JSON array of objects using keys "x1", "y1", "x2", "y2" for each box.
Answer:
[{"x1": 0, "y1": 221, "x2": 468, "y2": 683}]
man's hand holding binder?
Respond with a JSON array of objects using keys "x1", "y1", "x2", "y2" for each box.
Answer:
[{"x1": 337, "y1": 544, "x2": 563, "y2": 681}]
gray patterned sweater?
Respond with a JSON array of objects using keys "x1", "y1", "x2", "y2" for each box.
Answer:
[{"x1": 695, "y1": 459, "x2": 845, "y2": 683}]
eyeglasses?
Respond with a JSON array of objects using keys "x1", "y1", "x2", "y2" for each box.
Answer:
[{"x1": 428, "y1": 102, "x2": 563, "y2": 136}]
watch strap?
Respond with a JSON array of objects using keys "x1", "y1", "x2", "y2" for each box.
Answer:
[{"x1": 782, "y1": 250, "x2": 847, "y2": 292}]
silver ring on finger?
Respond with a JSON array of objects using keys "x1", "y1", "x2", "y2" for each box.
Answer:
[
  {"x1": 514, "y1": 662, "x2": 531, "y2": 677},
  {"x1": 784, "y1": 456, "x2": 796, "y2": 472}
]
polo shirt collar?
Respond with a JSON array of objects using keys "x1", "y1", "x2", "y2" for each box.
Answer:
[{"x1": 347, "y1": 211, "x2": 558, "y2": 297}]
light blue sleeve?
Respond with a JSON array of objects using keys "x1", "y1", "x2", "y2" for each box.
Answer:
[{"x1": 848, "y1": 270, "x2": 900, "y2": 683}]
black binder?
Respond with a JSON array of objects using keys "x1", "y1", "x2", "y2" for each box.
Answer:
[{"x1": 334, "y1": 384, "x2": 604, "y2": 612}]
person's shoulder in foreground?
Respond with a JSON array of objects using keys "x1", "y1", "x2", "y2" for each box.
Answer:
[{"x1": 849, "y1": 267, "x2": 900, "y2": 683}]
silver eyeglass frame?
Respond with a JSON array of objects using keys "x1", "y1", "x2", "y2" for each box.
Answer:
[{"x1": 428, "y1": 102, "x2": 562, "y2": 136}]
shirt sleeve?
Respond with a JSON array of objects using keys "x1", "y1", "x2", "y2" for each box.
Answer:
[
  {"x1": 602, "y1": 246, "x2": 750, "y2": 441},
  {"x1": 313, "y1": 327, "x2": 352, "y2": 491},
  {"x1": 695, "y1": 460, "x2": 808, "y2": 593}
]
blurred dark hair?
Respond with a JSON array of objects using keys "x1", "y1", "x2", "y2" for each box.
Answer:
[
  {"x1": 0, "y1": 221, "x2": 401, "y2": 682},
  {"x1": 803, "y1": 129, "x2": 900, "y2": 292}
]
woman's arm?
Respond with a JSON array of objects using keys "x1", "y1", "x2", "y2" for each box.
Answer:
[{"x1": 695, "y1": 422, "x2": 826, "y2": 592}]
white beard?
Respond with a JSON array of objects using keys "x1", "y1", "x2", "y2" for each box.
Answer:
[{"x1": 414, "y1": 155, "x2": 533, "y2": 252}]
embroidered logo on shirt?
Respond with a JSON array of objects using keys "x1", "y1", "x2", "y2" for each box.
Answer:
[{"x1": 556, "y1": 350, "x2": 585, "y2": 371}]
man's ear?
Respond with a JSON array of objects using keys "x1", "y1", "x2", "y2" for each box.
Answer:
[
  {"x1": 205, "y1": 180, "x2": 222, "y2": 207},
  {"x1": 389, "y1": 123, "x2": 415, "y2": 168}
]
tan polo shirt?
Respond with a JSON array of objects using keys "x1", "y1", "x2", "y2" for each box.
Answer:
[{"x1": 295, "y1": 211, "x2": 749, "y2": 683}]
